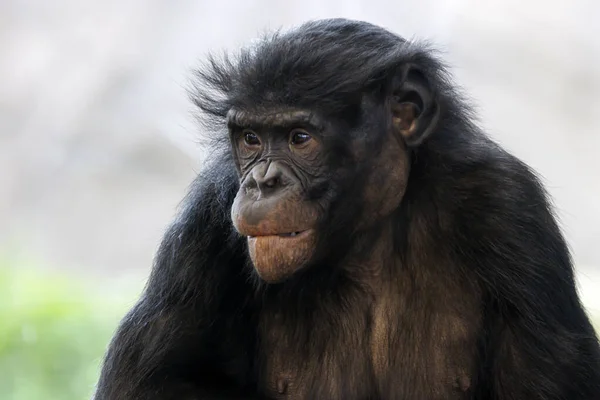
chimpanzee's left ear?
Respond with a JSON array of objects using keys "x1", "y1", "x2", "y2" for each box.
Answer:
[{"x1": 390, "y1": 65, "x2": 441, "y2": 146}]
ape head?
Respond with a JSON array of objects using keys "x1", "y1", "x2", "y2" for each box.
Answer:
[{"x1": 194, "y1": 19, "x2": 442, "y2": 282}]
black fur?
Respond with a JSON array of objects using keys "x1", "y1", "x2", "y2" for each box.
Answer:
[{"x1": 94, "y1": 19, "x2": 600, "y2": 399}]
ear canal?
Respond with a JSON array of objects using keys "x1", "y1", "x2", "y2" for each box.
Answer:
[
  {"x1": 391, "y1": 67, "x2": 440, "y2": 147},
  {"x1": 392, "y1": 102, "x2": 418, "y2": 137}
]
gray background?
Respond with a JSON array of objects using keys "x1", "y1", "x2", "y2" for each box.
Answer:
[{"x1": 1, "y1": 0, "x2": 599, "y2": 312}]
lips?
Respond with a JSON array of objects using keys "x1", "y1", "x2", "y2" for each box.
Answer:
[
  {"x1": 277, "y1": 231, "x2": 302, "y2": 237},
  {"x1": 248, "y1": 230, "x2": 309, "y2": 239}
]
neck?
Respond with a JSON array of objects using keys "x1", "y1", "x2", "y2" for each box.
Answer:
[{"x1": 341, "y1": 219, "x2": 398, "y2": 290}]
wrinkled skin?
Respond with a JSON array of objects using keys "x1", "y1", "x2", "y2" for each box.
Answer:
[{"x1": 228, "y1": 73, "x2": 427, "y2": 282}]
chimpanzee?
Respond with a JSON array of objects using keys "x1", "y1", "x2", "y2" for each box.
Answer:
[{"x1": 93, "y1": 18, "x2": 600, "y2": 400}]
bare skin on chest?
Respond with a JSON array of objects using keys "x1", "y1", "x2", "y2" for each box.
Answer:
[{"x1": 258, "y1": 259, "x2": 481, "y2": 400}]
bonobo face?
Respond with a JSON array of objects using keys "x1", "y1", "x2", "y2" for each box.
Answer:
[
  {"x1": 228, "y1": 110, "x2": 329, "y2": 283},
  {"x1": 227, "y1": 68, "x2": 439, "y2": 283}
]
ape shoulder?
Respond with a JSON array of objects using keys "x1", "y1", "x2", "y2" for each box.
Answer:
[{"x1": 144, "y1": 152, "x2": 246, "y2": 303}]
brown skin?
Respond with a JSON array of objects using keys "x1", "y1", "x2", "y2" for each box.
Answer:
[
  {"x1": 229, "y1": 110, "x2": 326, "y2": 282},
  {"x1": 229, "y1": 71, "x2": 428, "y2": 284}
]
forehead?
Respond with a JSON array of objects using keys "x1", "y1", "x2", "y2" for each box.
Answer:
[{"x1": 226, "y1": 109, "x2": 326, "y2": 132}]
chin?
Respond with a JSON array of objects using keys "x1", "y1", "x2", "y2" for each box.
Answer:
[{"x1": 247, "y1": 229, "x2": 316, "y2": 283}]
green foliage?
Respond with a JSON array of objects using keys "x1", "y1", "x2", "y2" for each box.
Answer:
[{"x1": 0, "y1": 266, "x2": 135, "y2": 400}]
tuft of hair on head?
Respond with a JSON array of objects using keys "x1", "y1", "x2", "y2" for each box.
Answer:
[{"x1": 187, "y1": 18, "x2": 475, "y2": 154}]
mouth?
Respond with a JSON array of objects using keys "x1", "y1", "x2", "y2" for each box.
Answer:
[{"x1": 248, "y1": 229, "x2": 310, "y2": 239}]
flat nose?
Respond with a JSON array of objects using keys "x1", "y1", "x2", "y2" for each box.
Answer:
[{"x1": 252, "y1": 161, "x2": 285, "y2": 196}]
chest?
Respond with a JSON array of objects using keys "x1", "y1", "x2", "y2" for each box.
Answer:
[{"x1": 257, "y1": 278, "x2": 481, "y2": 400}]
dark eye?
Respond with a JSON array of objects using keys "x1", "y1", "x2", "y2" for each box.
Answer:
[
  {"x1": 243, "y1": 130, "x2": 260, "y2": 146},
  {"x1": 290, "y1": 129, "x2": 312, "y2": 146}
]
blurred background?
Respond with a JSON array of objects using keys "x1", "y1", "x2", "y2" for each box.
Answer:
[{"x1": 1, "y1": 0, "x2": 599, "y2": 398}]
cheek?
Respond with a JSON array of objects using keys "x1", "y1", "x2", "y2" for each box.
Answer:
[
  {"x1": 360, "y1": 141, "x2": 410, "y2": 223},
  {"x1": 363, "y1": 167, "x2": 407, "y2": 219}
]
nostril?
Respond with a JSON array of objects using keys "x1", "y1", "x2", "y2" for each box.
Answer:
[
  {"x1": 246, "y1": 179, "x2": 258, "y2": 189},
  {"x1": 252, "y1": 162, "x2": 288, "y2": 194},
  {"x1": 264, "y1": 177, "x2": 279, "y2": 188}
]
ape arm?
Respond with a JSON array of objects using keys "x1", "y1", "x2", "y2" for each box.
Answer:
[
  {"x1": 93, "y1": 303, "x2": 242, "y2": 400},
  {"x1": 93, "y1": 160, "x2": 262, "y2": 400},
  {"x1": 461, "y1": 157, "x2": 600, "y2": 399}
]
